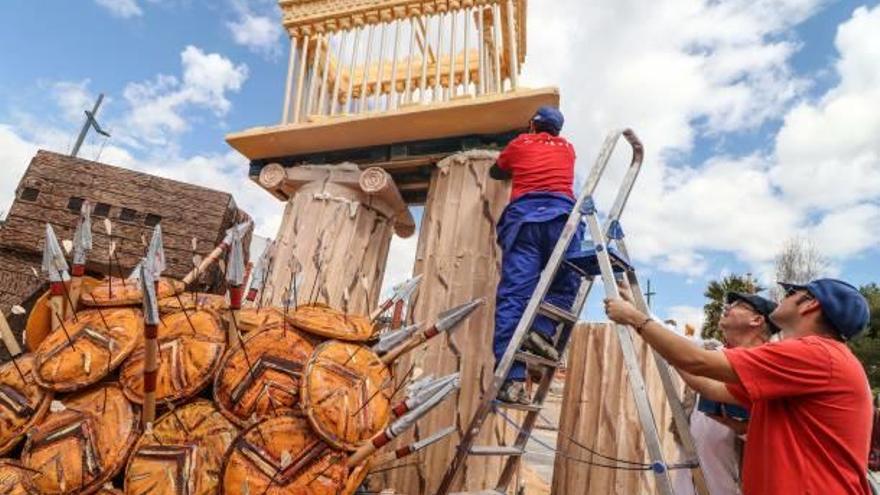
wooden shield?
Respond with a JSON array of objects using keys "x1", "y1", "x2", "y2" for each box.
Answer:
[
  {"x1": 25, "y1": 276, "x2": 102, "y2": 352},
  {"x1": 158, "y1": 293, "x2": 228, "y2": 315},
  {"x1": 0, "y1": 459, "x2": 37, "y2": 495},
  {"x1": 301, "y1": 341, "x2": 392, "y2": 451},
  {"x1": 98, "y1": 488, "x2": 123, "y2": 495},
  {"x1": 0, "y1": 355, "x2": 53, "y2": 455},
  {"x1": 34, "y1": 308, "x2": 142, "y2": 392},
  {"x1": 223, "y1": 307, "x2": 292, "y2": 335},
  {"x1": 125, "y1": 400, "x2": 239, "y2": 495},
  {"x1": 82, "y1": 278, "x2": 184, "y2": 308},
  {"x1": 21, "y1": 384, "x2": 138, "y2": 495},
  {"x1": 214, "y1": 327, "x2": 315, "y2": 427},
  {"x1": 221, "y1": 416, "x2": 346, "y2": 495},
  {"x1": 119, "y1": 310, "x2": 226, "y2": 405},
  {"x1": 290, "y1": 304, "x2": 376, "y2": 342}
]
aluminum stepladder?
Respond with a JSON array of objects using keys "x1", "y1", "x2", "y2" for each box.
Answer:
[{"x1": 438, "y1": 129, "x2": 709, "y2": 495}]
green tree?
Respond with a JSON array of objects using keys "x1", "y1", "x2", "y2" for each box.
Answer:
[
  {"x1": 850, "y1": 283, "x2": 880, "y2": 393},
  {"x1": 702, "y1": 274, "x2": 762, "y2": 341}
]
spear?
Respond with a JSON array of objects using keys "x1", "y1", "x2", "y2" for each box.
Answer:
[
  {"x1": 181, "y1": 221, "x2": 253, "y2": 286},
  {"x1": 104, "y1": 218, "x2": 113, "y2": 298},
  {"x1": 346, "y1": 375, "x2": 461, "y2": 467},
  {"x1": 245, "y1": 240, "x2": 274, "y2": 306},
  {"x1": 225, "y1": 223, "x2": 247, "y2": 344},
  {"x1": 141, "y1": 224, "x2": 166, "y2": 426},
  {"x1": 371, "y1": 426, "x2": 456, "y2": 466},
  {"x1": 380, "y1": 298, "x2": 484, "y2": 365},
  {"x1": 370, "y1": 275, "x2": 423, "y2": 322},
  {"x1": 372, "y1": 323, "x2": 421, "y2": 355},
  {"x1": 0, "y1": 306, "x2": 27, "y2": 382},
  {"x1": 68, "y1": 200, "x2": 93, "y2": 316},
  {"x1": 140, "y1": 258, "x2": 160, "y2": 426},
  {"x1": 392, "y1": 373, "x2": 461, "y2": 418},
  {"x1": 42, "y1": 224, "x2": 72, "y2": 332}
]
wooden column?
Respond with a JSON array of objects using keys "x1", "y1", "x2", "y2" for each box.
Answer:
[
  {"x1": 261, "y1": 163, "x2": 414, "y2": 314},
  {"x1": 382, "y1": 150, "x2": 511, "y2": 495},
  {"x1": 552, "y1": 323, "x2": 684, "y2": 494}
]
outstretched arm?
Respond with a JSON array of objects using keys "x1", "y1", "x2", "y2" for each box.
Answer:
[{"x1": 678, "y1": 369, "x2": 744, "y2": 405}]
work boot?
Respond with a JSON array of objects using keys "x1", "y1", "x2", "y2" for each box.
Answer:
[
  {"x1": 521, "y1": 331, "x2": 560, "y2": 362},
  {"x1": 497, "y1": 381, "x2": 531, "y2": 405}
]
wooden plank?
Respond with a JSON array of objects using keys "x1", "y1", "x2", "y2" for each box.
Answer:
[
  {"x1": 226, "y1": 87, "x2": 558, "y2": 160},
  {"x1": 383, "y1": 150, "x2": 509, "y2": 495}
]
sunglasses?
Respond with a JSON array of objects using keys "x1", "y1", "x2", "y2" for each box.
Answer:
[
  {"x1": 782, "y1": 286, "x2": 815, "y2": 304},
  {"x1": 722, "y1": 301, "x2": 758, "y2": 316}
]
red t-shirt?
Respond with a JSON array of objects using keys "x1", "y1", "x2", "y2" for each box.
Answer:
[
  {"x1": 496, "y1": 132, "x2": 576, "y2": 201},
  {"x1": 724, "y1": 336, "x2": 872, "y2": 495}
]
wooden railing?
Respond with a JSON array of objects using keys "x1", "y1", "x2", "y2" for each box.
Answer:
[{"x1": 279, "y1": 0, "x2": 527, "y2": 124}]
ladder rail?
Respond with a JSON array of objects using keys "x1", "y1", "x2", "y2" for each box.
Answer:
[
  {"x1": 583, "y1": 208, "x2": 676, "y2": 495},
  {"x1": 493, "y1": 273, "x2": 594, "y2": 490},
  {"x1": 436, "y1": 130, "x2": 642, "y2": 495},
  {"x1": 616, "y1": 241, "x2": 710, "y2": 495}
]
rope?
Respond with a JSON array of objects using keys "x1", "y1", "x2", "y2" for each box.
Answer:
[
  {"x1": 494, "y1": 406, "x2": 649, "y2": 467},
  {"x1": 493, "y1": 406, "x2": 698, "y2": 472}
]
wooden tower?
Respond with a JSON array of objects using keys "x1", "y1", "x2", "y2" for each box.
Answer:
[{"x1": 225, "y1": 1, "x2": 555, "y2": 492}]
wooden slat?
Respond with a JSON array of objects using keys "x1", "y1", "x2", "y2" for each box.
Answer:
[{"x1": 380, "y1": 151, "x2": 509, "y2": 495}]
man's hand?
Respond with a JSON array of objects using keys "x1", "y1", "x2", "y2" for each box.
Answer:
[{"x1": 603, "y1": 281, "x2": 646, "y2": 326}]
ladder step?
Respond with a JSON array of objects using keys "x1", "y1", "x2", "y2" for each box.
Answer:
[
  {"x1": 515, "y1": 352, "x2": 560, "y2": 369},
  {"x1": 538, "y1": 302, "x2": 578, "y2": 325},
  {"x1": 469, "y1": 446, "x2": 524, "y2": 456},
  {"x1": 492, "y1": 400, "x2": 542, "y2": 413},
  {"x1": 563, "y1": 259, "x2": 591, "y2": 279}
]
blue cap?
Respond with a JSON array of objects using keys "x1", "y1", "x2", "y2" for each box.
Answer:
[
  {"x1": 779, "y1": 279, "x2": 870, "y2": 340},
  {"x1": 531, "y1": 106, "x2": 564, "y2": 134}
]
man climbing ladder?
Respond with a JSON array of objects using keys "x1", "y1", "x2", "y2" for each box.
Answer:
[{"x1": 489, "y1": 105, "x2": 583, "y2": 404}]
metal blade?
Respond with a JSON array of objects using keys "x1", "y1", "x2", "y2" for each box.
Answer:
[
  {"x1": 146, "y1": 224, "x2": 166, "y2": 277},
  {"x1": 226, "y1": 227, "x2": 246, "y2": 286},
  {"x1": 390, "y1": 377, "x2": 460, "y2": 437},
  {"x1": 407, "y1": 373, "x2": 460, "y2": 404},
  {"x1": 434, "y1": 298, "x2": 484, "y2": 334},
  {"x1": 410, "y1": 426, "x2": 456, "y2": 452},
  {"x1": 140, "y1": 261, "x2": 160, "y2": 326},
  {"x1": 42, "y1": 224, "x2": 70, "y2": 282},
  {"x1": 127, "y1": 260, "x2": 143, "y2": 283},
  {"x1": 223, "y1": 221, "x2": 253, "y2": 246},
  {"x1": 72, "y1": 200, "x2": 93, "y2": 266},
  {"x1": 373, "y1": 323, "x2": 422, "y2": 354},
  {"x1": 391, "y1": 274, "x2": 423, "y2": 303}
]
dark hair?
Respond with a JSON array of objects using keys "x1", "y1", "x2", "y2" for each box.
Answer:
[{"x1": 532, "y1": 121, "x2": 560, "y2": 136}]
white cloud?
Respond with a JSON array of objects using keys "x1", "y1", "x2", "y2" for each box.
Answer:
[
  {"x1": 520, "y1": 0, "x2": 880, "y2": 282},
  {"x1": 772, "y1": 5, "x2": 880, "y2": 210},
  {"x1": 228, "y1": 13, "x2": 284, "y2": 57},
  {"x1": 122, "y1": 46, "x2": 249, "y2": 145},
  {"x1": 51, "y1": 80, "x2": 95, "y2": 125},
  {"x1": 226, "y1": 0, "x2": 284, "y2": 58},
  {"x1": 94, "y1": 0, "x2": 143, "y2": 18}
]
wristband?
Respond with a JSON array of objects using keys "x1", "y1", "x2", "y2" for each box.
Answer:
[{"x1": 634, "y1": 317, "x2": 654, "y2": 335}]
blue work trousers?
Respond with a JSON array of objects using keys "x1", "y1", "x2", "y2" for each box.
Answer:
[{"x1": 493, "y1": 217, "x2": 580, "y2": 382}]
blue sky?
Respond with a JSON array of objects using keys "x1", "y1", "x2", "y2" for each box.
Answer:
[{"x1": 1, "y1": 0, "x2": 879, "y2": 331}]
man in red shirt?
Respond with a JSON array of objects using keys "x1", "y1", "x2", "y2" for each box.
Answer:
[
  {"x1": 489, "y1": 106, "x2": 582, "y2": 404},
  {"x1": 605, "y1": 279, "x2": 873, "y2": 494}
]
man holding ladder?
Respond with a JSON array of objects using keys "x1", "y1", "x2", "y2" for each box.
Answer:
[{"x1": 606, "y1": 278, "x2": 873, "y2": 494}]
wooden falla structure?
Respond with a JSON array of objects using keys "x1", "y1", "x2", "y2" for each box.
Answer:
[
  {"x1": 220, "y1": 1, "x2": 556, "y2": 493},
  {"x1": 0, "y1": 0, "x2": 578, "y2": 493}
]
